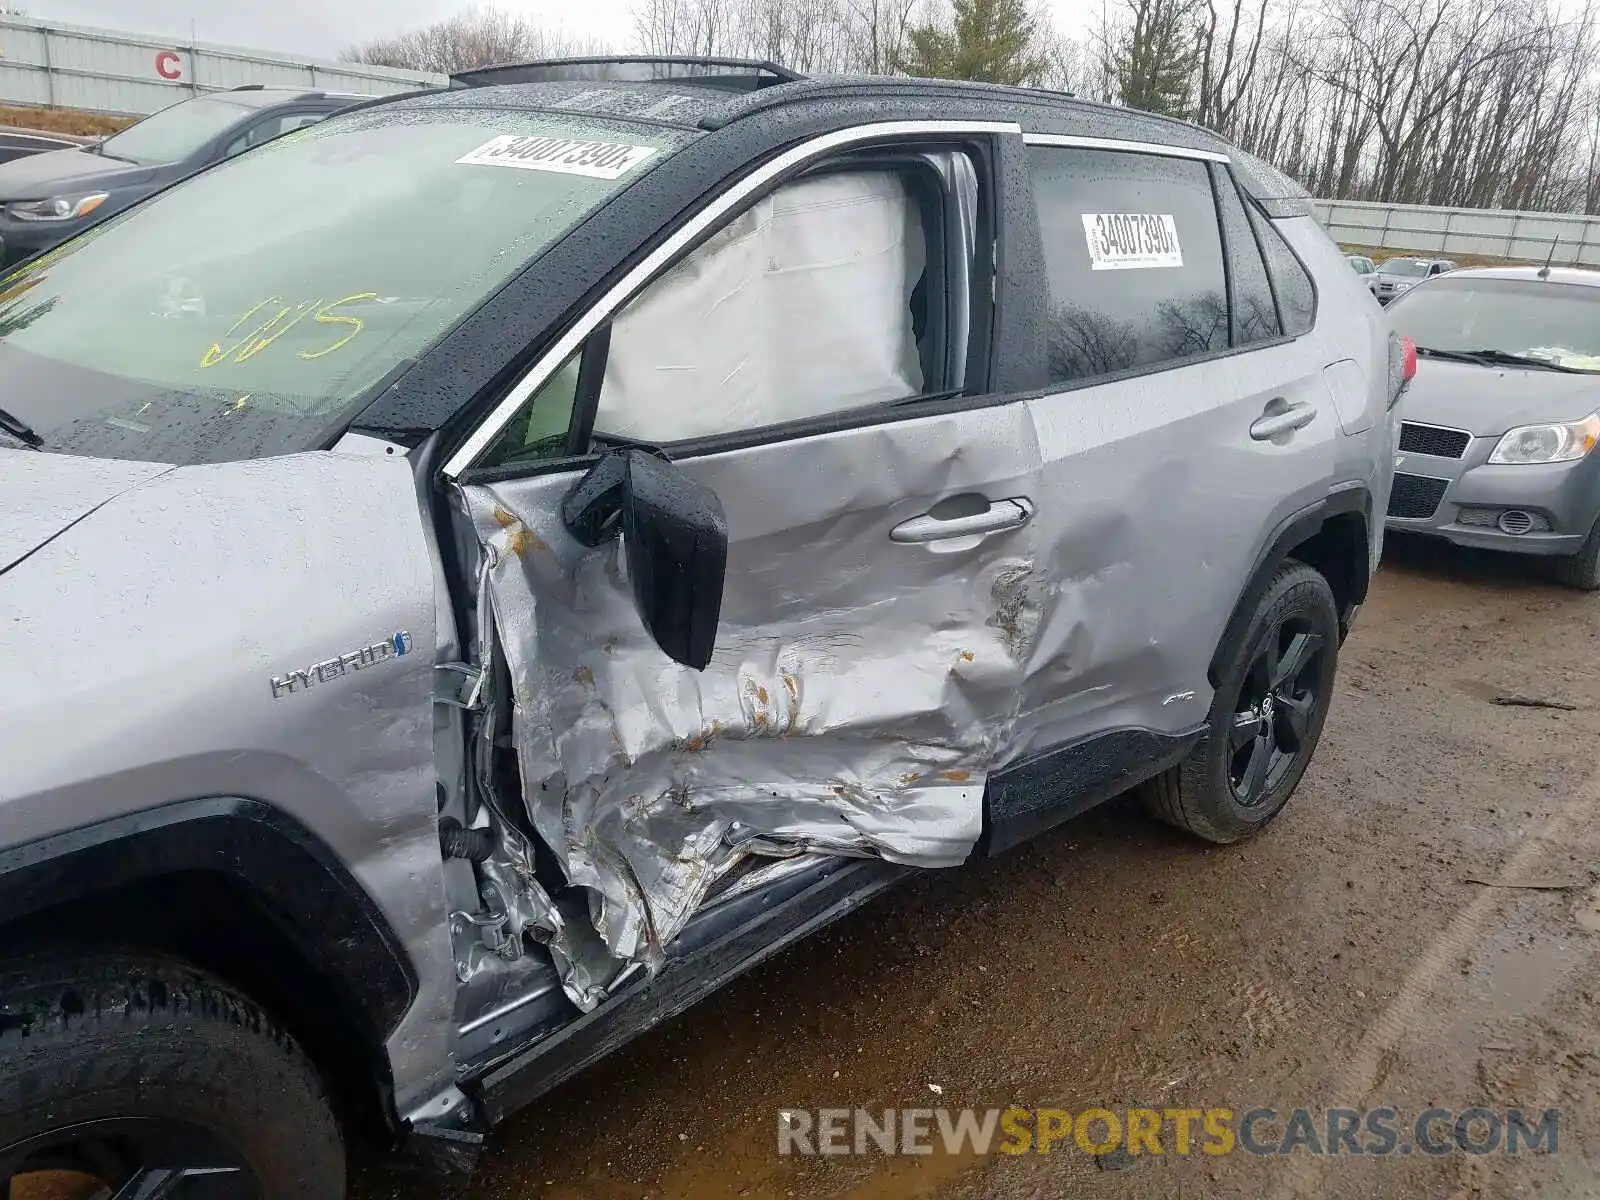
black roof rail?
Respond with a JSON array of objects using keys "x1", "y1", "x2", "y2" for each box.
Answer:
[
  {"x1": 318, "y1": 87, "x2": 447, "y2": 117},
  {"x1": 450, "y1": 55, "x2": 805, "y2": 92}
]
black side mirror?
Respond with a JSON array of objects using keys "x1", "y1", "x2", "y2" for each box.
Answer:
[{"x1": 562, "y1": 448, "x2": 728, "y2": 671}]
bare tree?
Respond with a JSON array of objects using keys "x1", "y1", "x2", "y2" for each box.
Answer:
[
  {"x1": 632, "y1": 0, "x2": 740, "y2": 56},
  {"x1": 843, "y1": 0, "x2": 920, "y2": 72},
  {"x1": 342, "y1": 7, "x2": 612, "y2": 73},
  {"x1": 1098, "y1": 0, "x2": 1600, "y2": 213},
  {"x1": 1194, "y1": 0, "x2": 1272, "y2": 132}
]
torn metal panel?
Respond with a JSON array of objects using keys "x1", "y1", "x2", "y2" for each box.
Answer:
[{"x1": 461, "y1": 400, "x2": 1042, "y2": 994}]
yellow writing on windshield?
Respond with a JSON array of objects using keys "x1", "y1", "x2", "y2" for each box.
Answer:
[
  {"x1": 299, "y1": 293, "x2": 379, "y2": 360},
  {"x1": 200, "y1": 292, "x2": 379, "y2": 368}
]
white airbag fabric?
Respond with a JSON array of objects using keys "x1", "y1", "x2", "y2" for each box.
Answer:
[{"x1": 594, "y1": 170, "x2": 925, "y2": 442}]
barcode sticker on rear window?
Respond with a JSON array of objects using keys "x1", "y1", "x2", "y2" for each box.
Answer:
[
  {"x1": 457, "y1": 135, "x2": 658, "y2": 179},
  {"x1": 1081, "y1": 213, "x2": 1183, "y2": 270}
]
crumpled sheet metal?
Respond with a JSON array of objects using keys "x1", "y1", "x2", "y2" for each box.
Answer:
[{"x1": 462, "y1": 478, "x2": 1034, "y2": 994}]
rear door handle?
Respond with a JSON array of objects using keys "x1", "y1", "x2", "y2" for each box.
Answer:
[
  {"x1": 891, "y1": 497, "x2": 1035, "y2": 544},
  {"x1": 1250, "y1": 400, "x2": 1317, "y2": 441}
]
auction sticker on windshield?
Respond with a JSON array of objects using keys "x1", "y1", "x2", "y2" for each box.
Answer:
[
  {"x1": 457, "y1": 135, "x2": 658, "y2": 179},
  {"x1": 1081, "y1": 213, "x2": 1183, "y2": 270}
]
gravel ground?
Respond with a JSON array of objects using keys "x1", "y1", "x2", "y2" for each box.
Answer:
[{"x1": 360, "y1": 532, "x2": 1600, "y2": 1200}]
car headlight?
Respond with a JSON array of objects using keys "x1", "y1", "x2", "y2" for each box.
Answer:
[
  {"x1": 6, "y1": 192, "x2": 108, "y2": 222},
  {"x1": 1488, "y1": 413, "x2": 1600, "y2": 464}
]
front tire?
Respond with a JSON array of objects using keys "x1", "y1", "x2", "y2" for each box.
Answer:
[
  {"x1": 1143, "y1": 561, "x2": 1340, "y2": 844},
  {"x1": 0, "y1": 950, "x2": 345, "y2": 1199},
  {"x1": 1553, "y1": 515, "x2": 1600, "y2": 591}
]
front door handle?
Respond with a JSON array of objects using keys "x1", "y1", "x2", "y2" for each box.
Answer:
[
  {"x1": 891, "y1": 497, "x2": 1035, "y2": 544},
  {"x1": 1250, "y1": 400, "x2": 1317, "y2": 441}
]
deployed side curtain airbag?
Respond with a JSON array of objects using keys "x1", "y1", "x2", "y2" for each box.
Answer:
[{"x1": 594, "y1": 170, "x2": 926, "y2": 443}]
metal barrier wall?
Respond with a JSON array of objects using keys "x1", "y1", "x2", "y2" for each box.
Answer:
[
  {"x1": 0, "y1": 16, "x2": 445, "y2": 115},
  {"x1": 1315, "y1": 197, "x2": 1600, "y2": 266}
]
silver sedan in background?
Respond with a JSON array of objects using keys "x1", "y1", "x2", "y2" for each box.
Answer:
[
  {"x1": 1370, "y1": 255, "x2": 1455, "y2": 304},
  {"x1": 1383, "y1": 266, "x2": 1600, "y2": 587}
]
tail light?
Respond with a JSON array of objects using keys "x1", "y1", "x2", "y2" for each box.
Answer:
[{"x1": 1388, "y1": 333, "x2": 1416, "y2": 408}]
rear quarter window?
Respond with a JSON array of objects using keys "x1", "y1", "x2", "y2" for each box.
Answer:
[
  {"x1": 1247, "y1": 203, "x2": 1317, "y2": 335},
  {"x1": 1027, "y1": 145, "x2": 1229, "y2": 385}
]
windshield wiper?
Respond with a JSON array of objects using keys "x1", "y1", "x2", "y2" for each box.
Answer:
[
  {"x1": 0, "y1": 405, "x2": 42, "y2": 449},
  {"x1": 1416, "y1": 346, "x2": 1586, "y2": 373}
]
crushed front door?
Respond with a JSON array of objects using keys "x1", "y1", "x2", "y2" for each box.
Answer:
[{"x1": 459, "y1": 403, "x2": 1041, "y2": 985}]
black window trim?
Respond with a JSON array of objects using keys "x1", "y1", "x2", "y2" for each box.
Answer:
[
  {"x1": 1234, "y1": 169, "x2": 1320, "y2": 334},
  {"x1": 452, "y1": 119, "x2": 1016, "y2": 484},
  {"x1": 1208, "y1": 159, "x2": 1283, "y2": 349}
]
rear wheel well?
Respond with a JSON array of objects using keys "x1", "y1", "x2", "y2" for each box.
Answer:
[
  {"x1": 1209, "y1": 502, "x2": 1370, "y2": 689},
  {"x1": 0, "y1": 871, "x2": 397, "y2": 1146},
  {"x1": 1286, "y1": 509, "x2": 1368, "y2": 627}
]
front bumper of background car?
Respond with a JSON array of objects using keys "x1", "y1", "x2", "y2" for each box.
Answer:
[{"x1": 1384, "y1": 428, "x2": 1600, "y2": 555}]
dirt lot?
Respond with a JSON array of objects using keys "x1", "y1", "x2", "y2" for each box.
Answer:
[{"x1": 358, "y1": 533, "x2": 1600, "y2": 1200}]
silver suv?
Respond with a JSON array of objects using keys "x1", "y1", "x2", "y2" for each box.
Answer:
[{"x1": 0, "y1": 58, "x2": 1401, "y2": 1195}]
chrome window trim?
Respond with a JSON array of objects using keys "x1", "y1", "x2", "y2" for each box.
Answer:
[
  {"x1": 443, "y1": 118, "x2": 1021, "y2": 479},
  {"x1": 1022, "y1": 133, "x2": 1230, "y2": 163}
]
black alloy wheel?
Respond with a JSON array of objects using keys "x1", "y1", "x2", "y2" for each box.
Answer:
[{"x1": 1227, "y1": 618, "x2": 1326, "y2": 807}]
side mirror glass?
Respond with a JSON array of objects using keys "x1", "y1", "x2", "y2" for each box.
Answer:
[{"x1": 562, "y1": 448, "x2": 727, "y2": 670}]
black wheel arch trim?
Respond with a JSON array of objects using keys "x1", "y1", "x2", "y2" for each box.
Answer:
[
  {"x1": 0, "y1": 796, "x2": 418, "y2": 1047},
  {"x1": 1208, "y1": 484, "x2": 1371, "y2": 689}
]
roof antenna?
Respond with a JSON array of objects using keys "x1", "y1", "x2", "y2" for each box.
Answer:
[{"x1": 1538, "y1": 236, "x2": 1558, "y2": 279}]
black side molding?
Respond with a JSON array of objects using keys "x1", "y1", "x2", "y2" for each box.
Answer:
[
  {"x1": 0, "y1": 797, "x2": 417, "y2": 1043},
  {"x1": 980, "y1": 724, "x2": 1206, "y2": 857},
  {"x1": 472, "y1": 857, "x2": 909, "y2": 1124}
]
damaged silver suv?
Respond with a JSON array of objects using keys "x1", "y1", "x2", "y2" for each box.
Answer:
[{"x1": 0, "y1": 58, "x2": 1401, "y2": 1194}]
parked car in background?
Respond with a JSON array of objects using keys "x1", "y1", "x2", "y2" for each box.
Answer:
[
  {"x1": 1347, "y1": 253, "x2": 1376, "y2": 276},
  {"x1": 0, "y1": 85, "x2": 362, "y2": 266},
  {"x1": 0, "y1": 129, "x2": 83, "y2": 166},
  {"x1": 0, "y1": 57, "x2": 1402, "y2": 1195},
  {"x1": 1384, "y1": 265, "x2": 1600, "y2": 587},
  {"x1": 1370, "y1": 255, "x2": 1455, "y2": 304}
]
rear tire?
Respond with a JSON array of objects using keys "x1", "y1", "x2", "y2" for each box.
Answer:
[
  {"x1": 1552, "y1": 516, "x2": 1600, "y2": 591},
  {"x1": 0, "y1": 949, "x2": 345, "y2": 1198},
  {"x1": 1142, "y1": 561, "x2": 1340, "y2": 844}
]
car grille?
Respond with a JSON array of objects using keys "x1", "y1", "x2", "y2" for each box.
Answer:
[
  {"x1": 1388, "y1": 473, "x2": 1450, "y2": 519},
  {"x1": 1399, "y1": 422, "x2": 1471, "y2": 459}
]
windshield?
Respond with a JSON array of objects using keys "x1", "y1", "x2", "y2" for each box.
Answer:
[
  {"x1": 1378, "y1": 259, "x2": 1430, "y2": 278},
  {"x1": 1388, "y1": 276, "x2": 1600, "y2": 372},
  {"x1": 98, "y1": 95, "x2": 260, "y2": 164},
  {"x1": 0, "y1": 106, "x2": 685, "y2": 463}
]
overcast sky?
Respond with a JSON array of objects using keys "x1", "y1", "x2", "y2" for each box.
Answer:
[{"x1": 28, "y1": 0, "x2": 1095, "y2": 60}]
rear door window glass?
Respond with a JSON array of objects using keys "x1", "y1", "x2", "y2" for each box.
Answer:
[
  {"x1": 1027, "y1": 146, "x2": 1229, "y2": 385},
  {"x1": 1211, "y1": 165, "x2": 1281, "y2": 347}
]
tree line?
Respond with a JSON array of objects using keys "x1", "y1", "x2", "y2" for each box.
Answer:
[{"x1": 344, "y1": 0, "x2": 1600, "y2": 215}]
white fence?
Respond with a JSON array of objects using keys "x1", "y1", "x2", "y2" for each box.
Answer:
[
  {"x1": 0, "y1": 17, "x2": 445, "y2": 116},
  {"x1": 1314, "y1": 197, "x2": 1600, "y2": 267}
]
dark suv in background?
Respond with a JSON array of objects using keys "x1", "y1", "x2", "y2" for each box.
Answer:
[{"x1": 0, "y1": 85, "x2": 360, "y2": 265}]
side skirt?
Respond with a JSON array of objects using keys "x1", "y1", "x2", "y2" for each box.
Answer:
[
  {"x1": 469, "y1": 856, "x2": 909, "y2": 1125},
  {"x1": 980, "y1": 724, "x2": 1207, "y2": 857}
]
